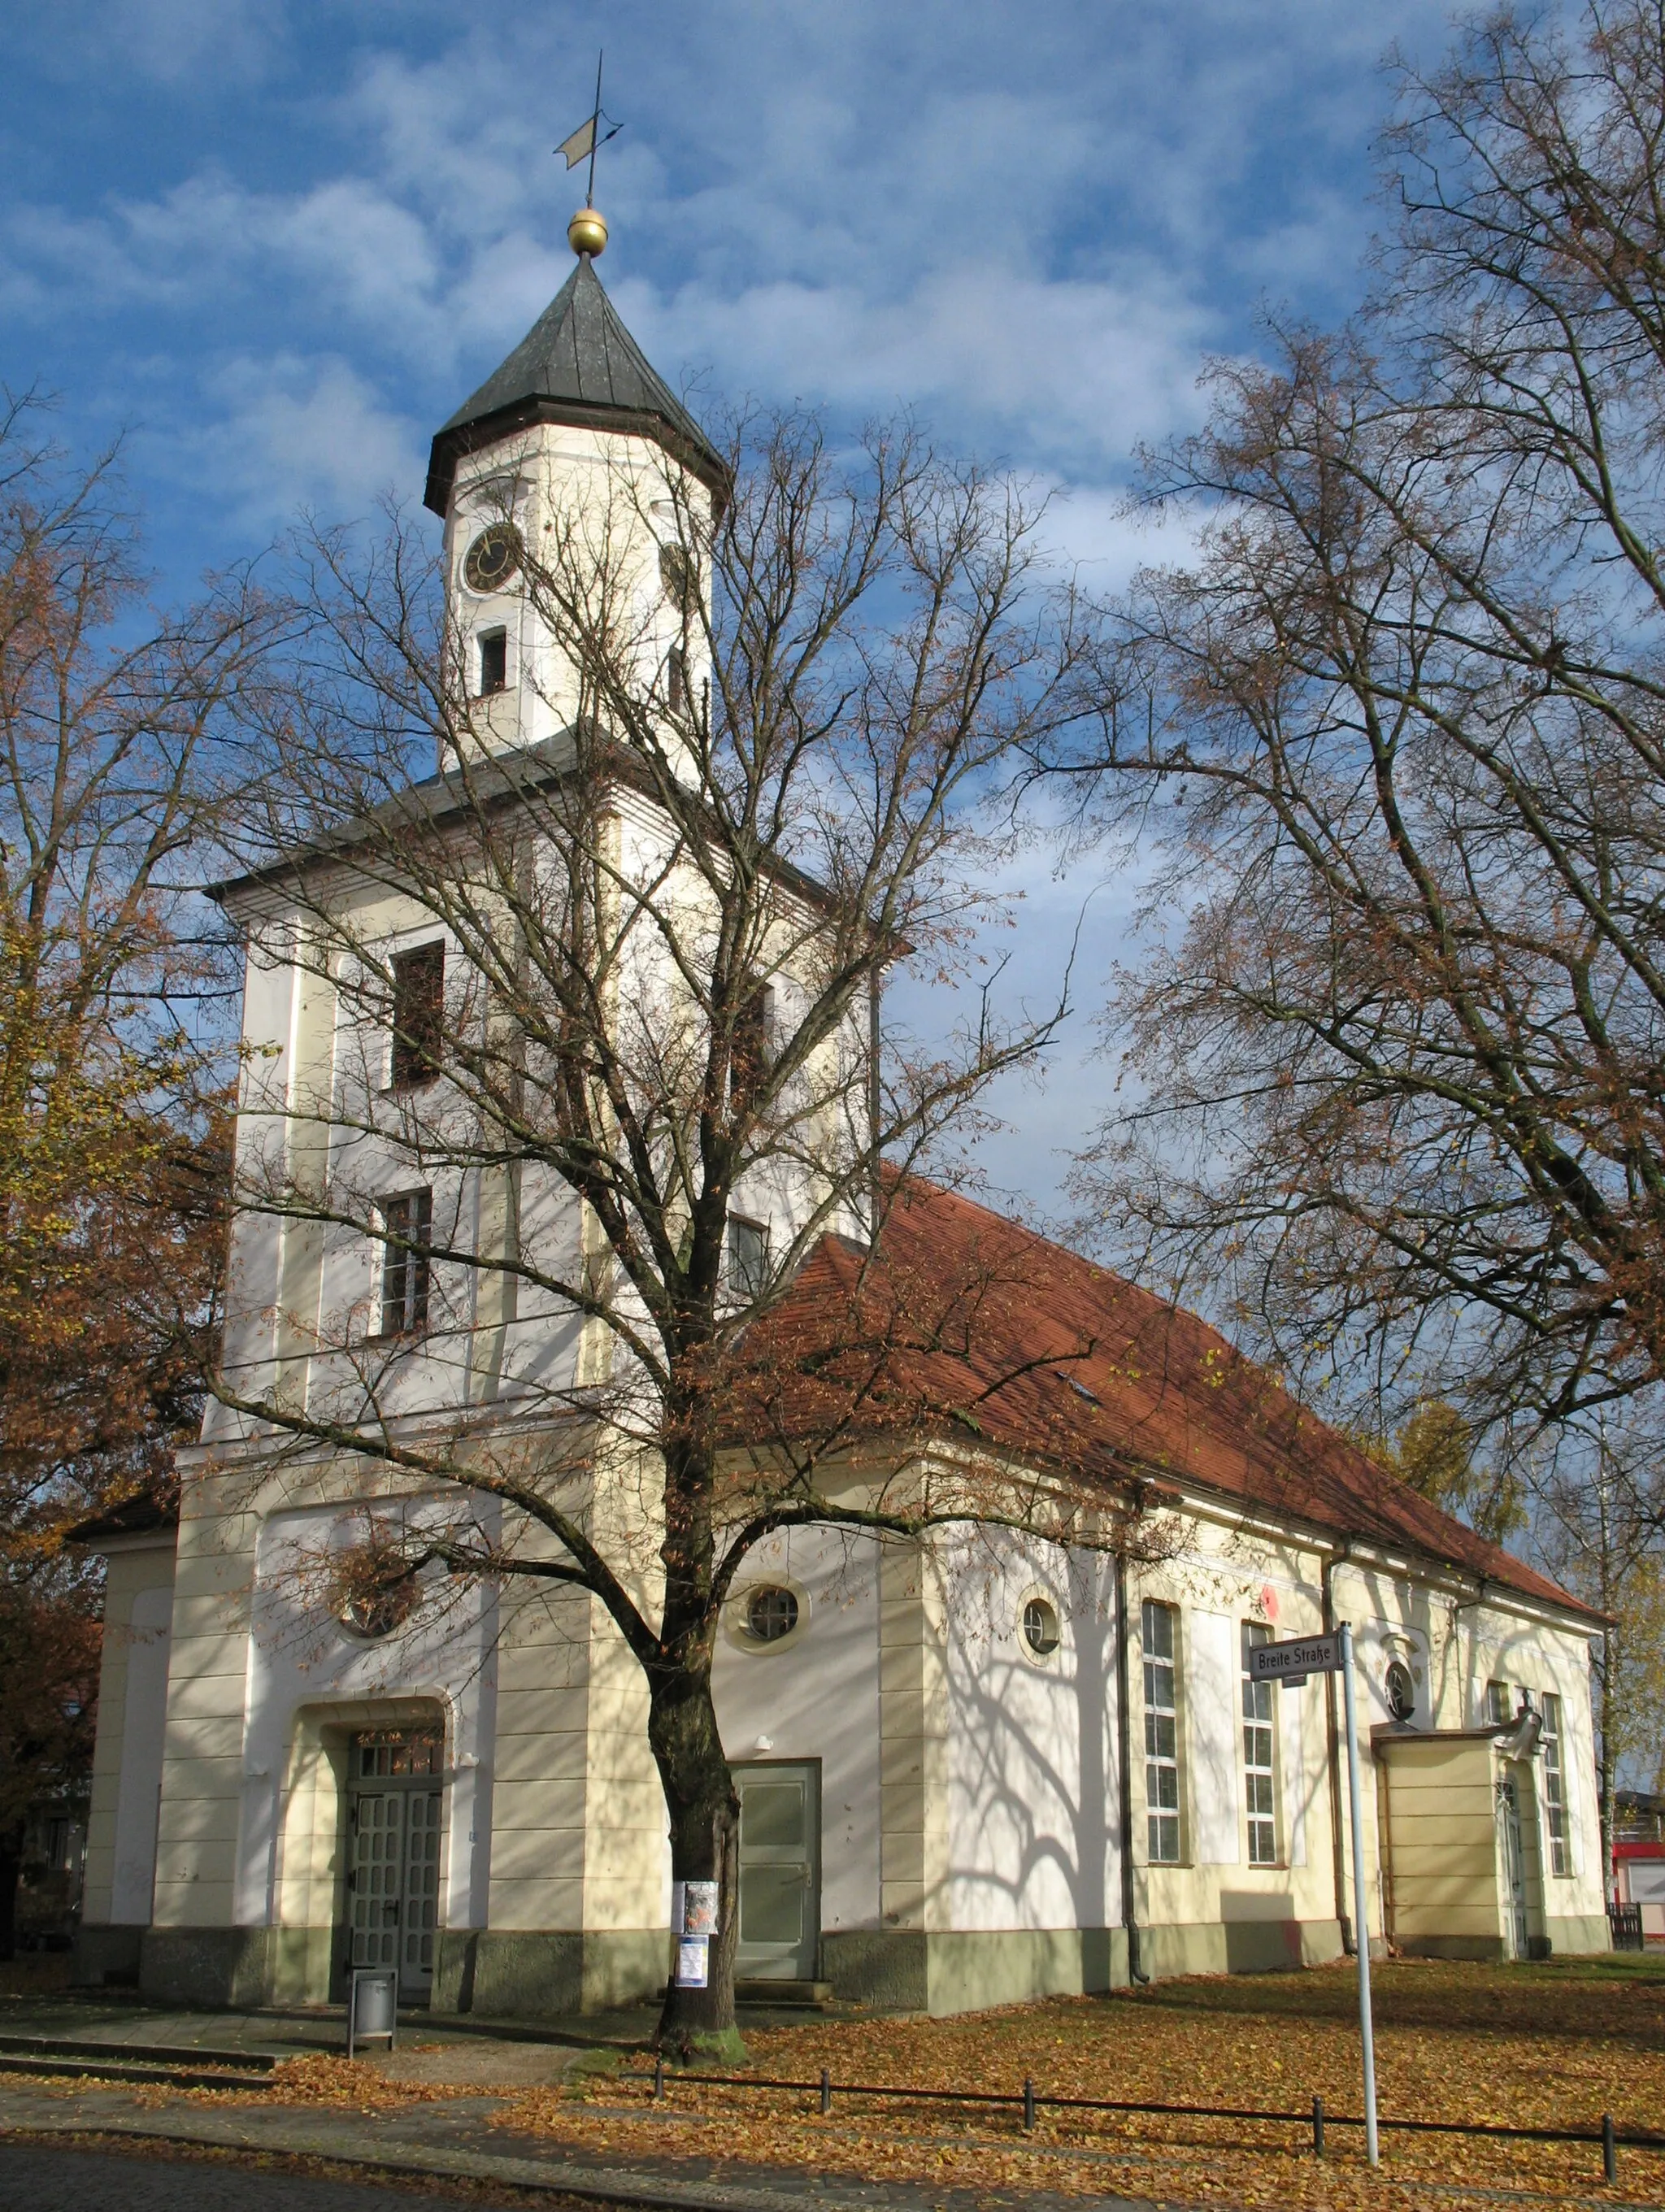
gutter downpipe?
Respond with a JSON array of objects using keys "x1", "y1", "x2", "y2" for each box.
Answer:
[
  {"x1": 1323, "y1": 1543, "x2": 1353, "y2": 1953},
  {"x1": 1115, "y1": 1549, "x2": 1148, "y2": 1984}
]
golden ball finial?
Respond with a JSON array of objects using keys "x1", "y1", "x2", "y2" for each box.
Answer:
[{"x1": 567, "y1": 206, "x2": 608, "y2": 259}]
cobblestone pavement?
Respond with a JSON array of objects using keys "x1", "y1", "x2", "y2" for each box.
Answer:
[{"x1": 0, "y1": 2140, "x2": 543, "y2": 2212}]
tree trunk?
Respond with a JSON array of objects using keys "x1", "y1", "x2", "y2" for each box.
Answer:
[
  {"x1": 648, "y1": 1659, "x2": 742, "y2": 2059},
  {"x1": 1598, "y1": 1627, "x2": 1617, "y2": 1906}
]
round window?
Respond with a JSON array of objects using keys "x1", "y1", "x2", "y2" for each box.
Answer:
[
  {"x1": 463, "y1": 522, "x2": 521, "y2": 593},
  {"x1": 1022, "y1": 1597, "x2": 1060, "y2": 1657},
  {"x1": 1385, "y1": 1658, "x2": 1415, "y2": 1721},
  {"x1": 340, "y1": 1575, "x2": 419, "y2": 1642},
  {"x1": 746, "y1": 1585, "x2": 799, "y2": 1644}
]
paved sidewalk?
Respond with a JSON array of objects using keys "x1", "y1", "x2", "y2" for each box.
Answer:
[
  {"x1": 0, "y1": 2079, "x2": 1161, "y2": 2212},
  {"x1": 0, "y1": 1989, "x2": 663, "y2": 2060}
]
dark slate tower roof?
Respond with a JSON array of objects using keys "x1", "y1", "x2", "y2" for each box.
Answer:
[{"x1": 424, "y1": 255, "x2": 727, "y2": 515}]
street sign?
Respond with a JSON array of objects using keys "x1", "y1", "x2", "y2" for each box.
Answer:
[{"x1": 1249, "y1": 1632, "x2": 1341, "y2": 1684}]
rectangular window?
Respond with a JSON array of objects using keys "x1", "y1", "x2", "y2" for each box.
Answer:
[
  {"x1": 1485, "y1": 1679, "x2": 1512, "y2": 1727},
  {"x1": 727, "y1": 1215, "x2": 769, "y2": 1300},
  {"x1": 1541, "y1": 1691, "x2": 1569, "y2": 1875},
  {"x1": 1142, "y1": 1598, "x2": 1181, "y2": 1864},
  {"x1": 379, "y1": 1189, "x2": 433, "y2": 1337},
  {"x1": 730, "y1": 980, "x2": 773, "y2": 1115},
  {"x1": 477, "y1": 628, "x2": 507, "y2": 695},
  {"x1": 390, "y1": 942, "x2": 445, "y2": 1089},
  {"x1": 1241, "y1": 1622, "x2": 1278, "y2": 1866}
]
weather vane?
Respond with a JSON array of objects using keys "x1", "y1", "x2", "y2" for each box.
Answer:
[{"x1": 556, "y1": 51, "x2": 623, "y2": 219}]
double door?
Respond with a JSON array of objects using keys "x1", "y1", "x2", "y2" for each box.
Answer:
[
  {"x1": 348, "y1": 1733, "x2": 443, "y2": 1999},
  {"x1": 735, "y1": 1760, "x2": 820, "y2": 1981}
]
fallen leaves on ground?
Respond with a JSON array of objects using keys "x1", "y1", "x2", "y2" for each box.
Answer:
[
  {"x1": 498, "y1": 1958, "x2": 1665, "y2": 2210},
  {"x1": 263, "y1": 2053, "x2": 451, "y2": 2106}
]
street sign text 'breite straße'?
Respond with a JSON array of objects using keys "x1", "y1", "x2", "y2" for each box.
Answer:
[{"x1": 1249, "y1": 1633, "x2": 1342, "y2": 1685}]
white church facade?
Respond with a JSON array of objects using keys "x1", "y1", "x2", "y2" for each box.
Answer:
[{"x1": 72, "y1": 215, "x2": 1611, "y2": 2021}]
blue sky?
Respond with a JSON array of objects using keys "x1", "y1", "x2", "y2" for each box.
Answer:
[{"x1": 2, "y1": 0, "x2": 1457, "y2": 1219}]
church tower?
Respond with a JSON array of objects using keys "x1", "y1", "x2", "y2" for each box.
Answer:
[{"x1": 421, "y1": 209, "x2": 728, "y2": 763}]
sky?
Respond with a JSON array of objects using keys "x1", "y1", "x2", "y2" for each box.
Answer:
[{"x1": 1, "y1": 0, "x2": 1459, "y2": 1223}]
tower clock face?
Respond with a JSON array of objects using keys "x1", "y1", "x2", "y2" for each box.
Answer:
[{"x1": 462, "y1": 522, "x2": 521, "y2": 593}]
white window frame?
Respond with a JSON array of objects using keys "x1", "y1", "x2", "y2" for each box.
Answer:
[
  {"x1": 726, "y1": 1214, "x2": 770, "y2": 1300},
  {"x1": 377, "y1": 1188, "x2": 433, "y2": 1338},
  {"x1": 1141, "y1": 1598, "x2": 1182, "y2": 1865},
  {"x1": 1541, "y1": 1691, "x2": 1570, "y2": 1876},
  {"x1": 1241, "y1": 1621, "x2": 1279, "y2": 1866}
]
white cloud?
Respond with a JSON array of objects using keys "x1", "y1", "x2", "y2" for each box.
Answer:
[
  {"x1": 189, "y1": 353, "x2": 424, "y2": 532},
  {"x1": 15, "y1": 0, "x2": 285, "y2": 87}
]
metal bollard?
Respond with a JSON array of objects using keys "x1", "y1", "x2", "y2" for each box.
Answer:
[
  {"x1": 654, "y1": 2053, "x2": 665, "y2": 2103},
  {"x1": 820, "y1": 2066, "x2": 832, "y2": 2115},
  {"x1": 1023, "y1": 2076, "x2": 1036, "y2": 2132},
  {"x1": 1603, "y1": 2112, "x2": 1616, "y2": 2184},
  {"x1": 1312, "y1": 2095, "x2": 1325, "y2": 2158}
]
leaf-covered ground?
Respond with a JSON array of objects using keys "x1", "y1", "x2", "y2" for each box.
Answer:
[
  {"x1": 11, "y1": 1957, "x2": 1661, "y2": 2207},
  {"x1": 498, "y1": 1956, "x2": 1665, "y2": 2210}
]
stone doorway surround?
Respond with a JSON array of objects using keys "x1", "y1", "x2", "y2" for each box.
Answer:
[{"x1": 272, "y1": 1695, "x2": 452, "y2": 2005}]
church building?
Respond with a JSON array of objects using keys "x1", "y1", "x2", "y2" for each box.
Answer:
[{"x1": 72, "y1": 206, "x2": 1611, "y2": 2022}]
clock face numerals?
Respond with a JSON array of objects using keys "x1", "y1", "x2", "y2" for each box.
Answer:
[{"x1": 463, "y1": 522, "x2": 521, "y2": 593}]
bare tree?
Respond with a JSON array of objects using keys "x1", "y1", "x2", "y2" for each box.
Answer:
[
  {"x1": 213, "y1": 411, "x2": 1124, "y2": 2053},
  {"x1": 1048, "y1": 2, "x2": 1665, "y2": 1454},
  {"x1": 0, "y1": 393, "x2": 275, "y2": 1540},
  {"x1": 1534, "y1": 1415, "x2": 1665, "y2": 1884}
]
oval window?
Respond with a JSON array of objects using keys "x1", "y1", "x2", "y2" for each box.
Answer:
[
  {"x1": 463, "y1": 522, "x2": 521, "y2": 593},
  {"x1": 1385, "y1": 1658, "x2": 1415, "y2": 1721},
  {"x1": 745, "y1": 1585, "x2": 799, "y2": 1644},
  {"x1": 1023, "y1": 1597, "x2": 1060, "y2": 1657}
]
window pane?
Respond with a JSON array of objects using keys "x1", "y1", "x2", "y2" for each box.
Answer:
[
  {"x1": 742, "y1": 1783, "x2": 806, "y2": 1850},
  {"x1": 728, "y1": 1216, "x2": 768, "y2": 1298},
  {"x1": 1541, "y1": 1692, "x2": 1568, "y2": 1875},
  {"x1": 1142, "y1": 1601, "x2": 1181, "y2": 1863},
  {"x1": 1240, "y1": 1621, "x2": 1277, "y2": 1866},
  {"x1": 391, "y1": 943, "x2": 445, "y2": 1089},
  {"x1": 380, "y1": 1189, "x2": 433, "y2": 1336},
  {"x1": 740, "y1": 1864, "x2": 805, "y2": 1945}
]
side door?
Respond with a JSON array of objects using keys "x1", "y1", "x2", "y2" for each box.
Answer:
[{"x1": 734, "y1": 1761, "x2": 820, "y2": 1981}]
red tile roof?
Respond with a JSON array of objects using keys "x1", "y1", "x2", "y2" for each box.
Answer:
[{"x1": 733, "y1": 1177, "x2": 1593, "y2": 1622}]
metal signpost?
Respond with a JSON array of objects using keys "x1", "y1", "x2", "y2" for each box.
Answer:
[{"x1": 1250, "y1": 1626, "x2": 1379, "y2": 2166}]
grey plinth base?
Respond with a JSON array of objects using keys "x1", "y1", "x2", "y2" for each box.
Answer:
[
  {"x1": 140, "y1": 1927, "x2": 280, "y2": 2009},
  {"x1": 433, "y1": 1929, "x2": 667, "y2": 2018},
  {"x1": 822, "y1": 1927, "x2": 1128, "y2": 2017},
  {"x1": 72, "y1": 1924, "x2": 146, "y2": 1988},
  {"x1": 135, "y1": 1926, "x2": 669, "y2": 2016},
  {"x1": 1135, "y1": 1916, "x2": 1344, "y2": 1982}
]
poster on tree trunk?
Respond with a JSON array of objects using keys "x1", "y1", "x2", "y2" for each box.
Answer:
[
  {"x1": 675, "y1": 1934, "x2": 710, "y2": 1987},
  {"x1": 682, "y1": 1880, "x2": 719, "y2": 1936}
]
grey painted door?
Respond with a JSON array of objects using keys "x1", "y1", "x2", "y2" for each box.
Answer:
[
  {"x1": 1498, "y1": 1777, "x2": 1530, "y2": 1958},
  {"x1": 350, "y1": 1787, "x2": 442, "y2": 1997},
  {"x1": 735, "y1": 1761, "x2": 820, "y2": 1980}
]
